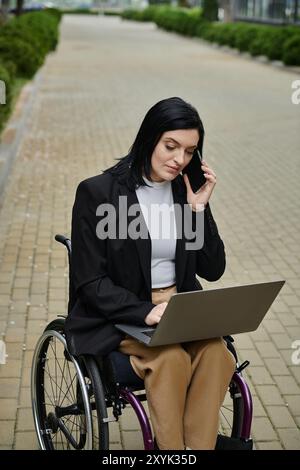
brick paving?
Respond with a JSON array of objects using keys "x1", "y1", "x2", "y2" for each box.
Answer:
[{"x1": 0, "y1": 14, "x2": 299, "y2": 450}]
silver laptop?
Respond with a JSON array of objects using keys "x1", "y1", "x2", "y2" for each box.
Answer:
[{"x1": 115, "y1": 280, "x2": 285, "y2": 347}]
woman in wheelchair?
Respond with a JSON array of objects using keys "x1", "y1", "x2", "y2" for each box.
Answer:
[{"x1": 64, "y1": 97, "x2": 238, "y2": 450}]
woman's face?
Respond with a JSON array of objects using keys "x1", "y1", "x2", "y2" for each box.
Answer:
[{"x1": 150, "y1": 129, "x2": 199, "y2": 182}]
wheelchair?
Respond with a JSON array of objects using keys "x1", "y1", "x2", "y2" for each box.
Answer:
[{"x1": 31, "y1": 234, "x2": 253, "y2": 450}]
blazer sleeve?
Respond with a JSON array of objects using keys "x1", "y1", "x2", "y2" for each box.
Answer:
[
  {"x1": 194, "y1": 202, "x2": 226, "y2": 281},
  {"x1": 71, "y1": 180, "x2": 155, "y2": 325}
]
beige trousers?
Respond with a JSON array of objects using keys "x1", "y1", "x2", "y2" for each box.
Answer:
[{"x1": 118, "y1": 284, "x2": 236, "y2": 450}]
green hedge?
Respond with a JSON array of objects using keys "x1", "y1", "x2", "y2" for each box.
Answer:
[
  {"x1": 0, "y1": 37, "x2": 42, "y2": 78},
  {"x1": 0, "y1": 9, "x2": 61, "y2": 131},
  {"x1": 121, "y1": 7, "x2": 300, "y2": 66},
  {"x1": 210, "y1": 23, "x2": 300, "y2": 65},
  {"x1": 41, "y1": 7, "x2": 63, "y2": 21},
  {"x1": 282, "y1": 34, "x2": 300, "y2": 65},
  {"x1": 61, "y1": 9, "x2": 99, "y2": 15},
  {"x1": 0, "y1": 10, "x2": 61, "y2": 78},
  {"x1": 103, "y1": 11, "x2": 122, "y2": 16}
]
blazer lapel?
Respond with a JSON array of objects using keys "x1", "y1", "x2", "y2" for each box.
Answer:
[
  {"x1": 118, "y1": 182, "x2": 152, "y2": 297},
  {"x1": 172, "y1": 178, "x2": 188, "y2": 291}
]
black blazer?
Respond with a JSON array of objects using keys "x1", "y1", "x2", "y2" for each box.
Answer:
[{"x1": 65, "y1": 169, "x2": 226, "y2": 357}]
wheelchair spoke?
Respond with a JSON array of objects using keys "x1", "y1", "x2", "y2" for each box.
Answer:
[
  {"x1": 65, "y1": 359, "x2": 77, "y2": 403},
  {"x1": 42, "y1": 381, "x2": 59, "y2": 409},
  {"x1": 44, "y1": 353, "x2": 57, "y2": 407},
  {"x1": 58, "y1": 429, "x2": 65, "y2": 450},
  {"x1": 218, "y1": 382, "x2": 238, "y2": 438},
  {"x1": 61, "y1": 365, "x2": 77, "y2": 406},
  {"x1": 48, "y1": 338, "x2": 69, "y2": 405},
  {"x1": 62, "y1": 414, "x2": 82, "y2": 431},
  {"x1": 42, "y1": 372, "x2": 65, "y2": 409},
  {"x1": 220, "y1": 407, "x2": 233, "y2": 431},
  {"x1": 221, "y1": 405, "x2": 234, "y2": 413},
  {"x1": 43, "y1": 363, "x2": 77, "y2": 408},
  {"x1": 47, "y1": 338, "x2": 77, "y2": 407},
  {"x1": 58, "y1": 355, "x2": 67, "y2": 405}
]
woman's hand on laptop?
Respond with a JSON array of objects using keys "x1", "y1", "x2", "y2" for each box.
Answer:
[{"x1": 145, "y1": 302, "x2": 168, "y2": 326}]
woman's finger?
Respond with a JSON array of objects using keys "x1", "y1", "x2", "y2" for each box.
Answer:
[
  {"x1": 203, "y1": 173, "x2": 217, "y2": 183},
  {"x1": 202, "y1": 165, "x2": 216, "y2": 178}
]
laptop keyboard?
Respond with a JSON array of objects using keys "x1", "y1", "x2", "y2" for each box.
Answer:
[{"x1": 142, "y1": 330, "x2": 155, "y2": 338}]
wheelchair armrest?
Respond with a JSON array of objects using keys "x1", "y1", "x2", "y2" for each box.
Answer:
[
  {"x1": 223, "y1": 335, "x2": 234, "y2": 343},
  {"x1": 223, "y1": 336, "x2": 238, "y2": 363}
]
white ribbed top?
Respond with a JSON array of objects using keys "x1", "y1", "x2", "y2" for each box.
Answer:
[{"x1": 135, "y1": 176, "x2": 177, "y2": 288}]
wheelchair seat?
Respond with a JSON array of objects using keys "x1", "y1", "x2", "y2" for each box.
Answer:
[{"x1": 100, "y1": 351, "x2": 144, "y2": 391}]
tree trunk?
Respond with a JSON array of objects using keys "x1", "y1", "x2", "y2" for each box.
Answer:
[
  {"x1": 16, "y1": 0, "x2": 24, "y2": 16},
  {"x1": 219, "y1": 0, "x2": 234, "y2": 23},
  {"x1": 0, "y1": 0, "x2": 10, "y2": 23}
]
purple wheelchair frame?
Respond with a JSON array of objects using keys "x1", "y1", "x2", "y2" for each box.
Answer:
[{"x1": 120, "y1": 371, "x2": 253, "y2": 450}]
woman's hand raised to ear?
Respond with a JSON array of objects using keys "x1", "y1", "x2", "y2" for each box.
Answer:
[
  {"x1": 145, "y1": 302, "x2": 168, "y2": 326},
  {"x1": 183, "y1": 160, "x2": 217, "y2": 211}
]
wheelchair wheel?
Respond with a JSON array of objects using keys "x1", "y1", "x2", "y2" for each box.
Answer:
[
  {"x1": 31, "y1": 318, "x2": 109, "y2": 450},
  {"x1": 219, "y1": 374, "x2": 252, "y2": 448},
  {"x1": 220, "y1": 376, "x2": 243, "y2": 437}
]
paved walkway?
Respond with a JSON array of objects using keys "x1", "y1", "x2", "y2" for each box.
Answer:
[{"x1": 0, "y1": 14, "x2": 300, "y2": 450}]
